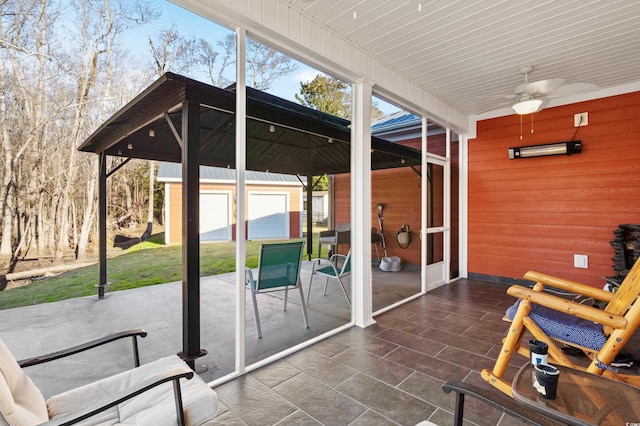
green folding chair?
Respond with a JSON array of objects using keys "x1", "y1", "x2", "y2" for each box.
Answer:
[
  {"x1": 307, "y1": 249, "x2": 351, "y2": 307},
  {"x1": 245, "y1": 241, "x2": 310, "y2": 338}
]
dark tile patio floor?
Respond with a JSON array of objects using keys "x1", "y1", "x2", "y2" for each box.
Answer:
[
  {"x1": 208, "y1": 278, "x2": 513, "y2": 426},
  {"x1": 209, "y1": 278, "x2": 640, "y2": 426}
]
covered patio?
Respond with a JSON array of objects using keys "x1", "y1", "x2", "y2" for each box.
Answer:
[{"x1": 78, "y1": 72, "x2": 423, "y2": 371}]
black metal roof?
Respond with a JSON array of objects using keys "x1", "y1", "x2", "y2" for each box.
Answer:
[{"x1": 79, "y1": 72, "x2": 421, "y2": 176}]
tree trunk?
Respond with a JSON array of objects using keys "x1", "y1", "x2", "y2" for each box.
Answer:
[
  {"x1": 77, "y1": 0, "x2": 114, "y2": 259},
  {"x1": 0, "y1": 11, "x2": 14, "y2": 259},
  {"x1": 0, "y1": 200, "x2": 13, "y2": 258},
  {"x1": 56, "y1": 37, "x2": 99, "y2": 261},
  {"x1": 77, "y1": 160, "x2": 97, "y2": 260},
  {"x1": 141, "y1": 161, "x2": 155, "y2": 240}
]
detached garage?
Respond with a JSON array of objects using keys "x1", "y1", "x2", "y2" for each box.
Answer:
[{"x1": 157, "y1": 162, "x2": 304, "y2": 244}]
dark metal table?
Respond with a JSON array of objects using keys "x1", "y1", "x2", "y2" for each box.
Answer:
[{"x1": 512, "y1": 363, "x2": 640, "y2": 425}]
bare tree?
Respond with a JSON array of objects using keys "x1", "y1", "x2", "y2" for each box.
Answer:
[
  {"x1": 214, "y1": 33, "x2": 298, "y2": 91},
  {"x1": 199, "y1": 38, "x2": 220, "y2": 86},
  {"x1": 0, "y1": 0, "x2": 300, "y2": 270},
  {"x1": 246, "y1": 38, "x2": 298, "y2": 91},
  {"x1": 76, "y1": 0, "x2": 149, "y2": 258},
  {"x1": 143, "y1": 27, "x2": 208, "y2": 240},
  {"x1": 0, "y1": 0, "x2": 54, "y2": 264},
  {"x1": 148, "y1": 27, "x2": 200, "y2": 76}
]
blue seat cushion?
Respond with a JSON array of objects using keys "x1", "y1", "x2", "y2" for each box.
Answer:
[{"x1": 506, "y1": 300, "x2": 607, "y2": 350}]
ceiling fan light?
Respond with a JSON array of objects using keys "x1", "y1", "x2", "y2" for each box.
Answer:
[{"x1": 512, "y1": 98, "x2": 543, "y2": 115}]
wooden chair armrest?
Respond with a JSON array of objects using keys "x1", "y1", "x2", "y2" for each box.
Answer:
[
  {"x1": 18, "y1": 329, "x2": 147, "y2": 368},
  {"x1": 43, "y1": 367, "x2": 194, "y2": 426},
  {"x1": 507, "y1": 286, "x2": 626, "y2": 329},
  {"x1": 524, "y1": 271, "x2": 614, "y2": 303}
]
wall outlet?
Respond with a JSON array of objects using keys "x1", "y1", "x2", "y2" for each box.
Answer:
[
  {"x1": 574, "y1": 112, "x2": 588, "y2": 127},
  {"x1": 574, "y1": 254, "x2": 588, "y2": 269}
]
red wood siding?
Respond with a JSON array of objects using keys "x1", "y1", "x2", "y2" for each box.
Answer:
[
  {"x1": 332, "y1": 133, "x2": 448, "y2": 265},
  {"x1": 333, "y1": 174, "x2": 350, "y2": 252},
  {"x1": 469, "y1": 91, "x2": 640, "y2": 287}
]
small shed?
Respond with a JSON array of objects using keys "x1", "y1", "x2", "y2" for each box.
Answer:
[{"x1": 157, "y1": 162, "x2": 305, "y2": 243}]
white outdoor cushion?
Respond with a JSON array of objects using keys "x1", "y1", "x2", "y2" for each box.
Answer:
[
  {"x1": 47, "y1": 355, "x2": 218, "y2": 426},
  {"x1": 0, "y1": 338, "x2": 49, "y2": 426}
]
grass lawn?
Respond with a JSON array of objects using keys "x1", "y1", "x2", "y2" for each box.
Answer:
[{"x1": 0, "y1": 232, "x2": 328, "y2": 310}]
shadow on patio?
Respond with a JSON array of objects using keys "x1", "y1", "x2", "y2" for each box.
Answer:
[{"x1": 0, "y1": 260, "x2": 420, "y2": 398}]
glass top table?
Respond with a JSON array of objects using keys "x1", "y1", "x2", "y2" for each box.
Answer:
[{"x1": 512, "y1": 363, "x2": 640, "y2": 426}]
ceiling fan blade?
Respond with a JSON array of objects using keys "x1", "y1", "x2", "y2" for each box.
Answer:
[
  {"x1": 515, "y1": 78, "x2": 565, "y2": 95},
  {"x1": 480, "y1": 94, "x2": 518, "y2": 99},
  {"x1": 476, "y1": 99, "x2": 514, "y2": 114},
  {"x1": 544, "y1": 82, "x2": 600, "y2": 98}
]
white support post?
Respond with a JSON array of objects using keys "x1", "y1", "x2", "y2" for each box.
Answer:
[
  {"x1": 421, "y1": 117, "x2": 428, "y2": 293},
  {"x1": 460, "y1": 134, "x2": 469, "y2": 278},
  {"x1": 235, "y1": 26, "x2": 247, "y2": 374},
  {"x1": 444, "y1": 128, "x2": 451, "y2": 282},
  {"x1": 351, "y1": 79, "x2": 375, "y2": 329}
]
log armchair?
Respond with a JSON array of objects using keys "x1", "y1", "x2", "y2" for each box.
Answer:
[
  {"x1": 0, "y1": 329, "x2": 218, "y2": 425},
  {"x1": 482, "y1": 257, "x2": 640, "y2": 396}
]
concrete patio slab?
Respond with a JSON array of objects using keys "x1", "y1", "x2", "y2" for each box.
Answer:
[{"x1": 0, "y1": 260, "x2": 420, "y2": 398}]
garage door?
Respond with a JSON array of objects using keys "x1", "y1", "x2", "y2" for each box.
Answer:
[
  {"x1": 200, "y1": 192, "x2": 231, "y2": 241},
  {"x1": 248, "y1": 193, "x2": 288, "y2": 239}
]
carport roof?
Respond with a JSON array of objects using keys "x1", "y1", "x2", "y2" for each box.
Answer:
[
  {"x1": 79, "y1": 72, "x2": 421, "y2": 176},
  {"x1": 156, "y1": 162, "x2": 305, "y2": 184}
]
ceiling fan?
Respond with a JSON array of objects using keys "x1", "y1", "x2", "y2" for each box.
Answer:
[{"x1": 507, "y1": 65, "x2": 599, "y2": 115}]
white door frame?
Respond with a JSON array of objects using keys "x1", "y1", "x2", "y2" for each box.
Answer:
[{"x1": 422, "y1": 118, "x2": 451, "y2": 292}]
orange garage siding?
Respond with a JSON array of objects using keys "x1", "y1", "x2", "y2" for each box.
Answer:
[{"x1": 164, "y1": 181, "x2": 302, "y2": 244}]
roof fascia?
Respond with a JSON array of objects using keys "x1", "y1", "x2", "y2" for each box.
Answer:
[{"x1": 80, "y1": 73, "x2": 186, "y2": 154}]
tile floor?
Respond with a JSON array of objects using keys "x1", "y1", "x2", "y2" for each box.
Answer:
[
  {"x1": 209, "y1": 279, "x2": 584, "y2": 425},
  {"x1": 5, "y1": 275, "x2": 638, "y2": 425}
]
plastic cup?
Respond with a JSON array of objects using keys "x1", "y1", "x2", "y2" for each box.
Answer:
[
  {"x1": 533, "y1": 364, "x2": 560, "y2": 399},
  {"x1": 529, "y1": 340, "x2": 548, "y2": 366}
]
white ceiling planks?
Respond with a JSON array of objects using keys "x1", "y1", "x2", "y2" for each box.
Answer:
[
  {"x1": 178, "y1": 0, "x2": 640, "y2": 125},
  {"x1": 282, "y1": 0, "x2": 640, "y2": 116}
]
